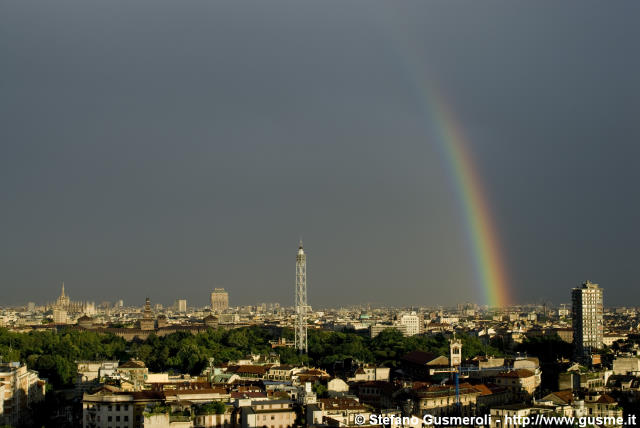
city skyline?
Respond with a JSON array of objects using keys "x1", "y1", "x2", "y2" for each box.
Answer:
[
  {"x1": 2, "y1": 1, "x2": 640, "y2": 307},
  {"x1": 8, "y1": 277, "x2": 618, "y2": 311}
]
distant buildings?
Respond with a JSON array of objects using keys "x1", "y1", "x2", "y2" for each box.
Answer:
[
  {"x1": 175, "y1": 299, "x2": 187, "y2": 313},
  {"x1": 397, "y1": 312, "x2": 422, "y2": 336},
  {"x1": 368, "y1": 312, "x2": 422, "y2": 337},
  {"x1": 139, "y1": 298, "x2": 155, "y2": 331},
  {"x1": 53, "y1": 307, "x2": 68, "y2": 324},
  {"x1": 572, "y1": 280, "x2": 604, "y2": 359},
  {"x1": 49, "y1": 282, "x2": 96, "y2": 316},
  {"x1": 369, "y1": 324, "x2": 405, "y2": 338},
  {"x1": 75, "y1": 297, "x2": 233, "y2": 341},
  {"x1": 211, "y1": 288, "x2": 229, "y2": 312}
]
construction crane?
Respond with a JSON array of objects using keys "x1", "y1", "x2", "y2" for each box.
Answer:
[{"x1": 430, "y1": 365, "x2": 511, "y2": 410}]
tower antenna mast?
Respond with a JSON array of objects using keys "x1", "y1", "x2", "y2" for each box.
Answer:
[{"x1": 295, "y1": 241, "x2": 308, "y2": 353}]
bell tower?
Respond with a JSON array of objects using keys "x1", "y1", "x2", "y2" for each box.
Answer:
[{"x1": 450, "y1": 336, "x2": 462, "y2": 367}]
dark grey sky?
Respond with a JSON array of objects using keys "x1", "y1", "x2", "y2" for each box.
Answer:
[{"x1": 2, "y1": 1, "x2": 639, "y2": 308}]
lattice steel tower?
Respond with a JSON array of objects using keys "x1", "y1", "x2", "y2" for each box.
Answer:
[{"x1": 295, "y1": 241, "x2": 308, "y2": 353}]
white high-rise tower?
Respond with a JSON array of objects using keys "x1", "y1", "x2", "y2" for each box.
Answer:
[{"x1": 295, "y1": 241, "x2": 308, "y2": 353}]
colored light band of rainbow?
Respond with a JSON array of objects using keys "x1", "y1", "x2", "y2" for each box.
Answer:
[{"x1": 426, "y1": 91, "x2": 511, "y2": 308}]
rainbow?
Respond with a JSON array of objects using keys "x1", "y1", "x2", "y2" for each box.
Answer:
[
  {"x1": 425, "y1": 91, "x2": 512, "y2": 308},
  {"x1": 374, "y1": 8, "x2": 512, "y2": 307}
]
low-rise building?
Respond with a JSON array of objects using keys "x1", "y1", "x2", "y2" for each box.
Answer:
[
  {"x1": 0, "y1": 362, "x2": 46, "y2": 427},
  {"x1": 348, "y1": 365, "x2": 390, "y2": 382},
  {"x1": 584, "y1": 393, "x2": 623, "y2": 422},
  {"x1": 494, "y1": 369, "x2": 539, "y2": 396},
  {"x1": 412, "y1": 383, "x2": 480, "y2": 417},
  {"x1": 603, "y1": 333, "x2": 627, "y2": 347},
  {"x1": 489, "y1": 403, "x2": 559, "y2": 428},
  {"x1": 77, "y1": 361, "x2": 119, "y2": 390},
  {"x1": 82, "y1": 386, "x2": 164, "y2": 428},
  {"x1": 558, "y1": 369, "x2": 610, "y2": 391},
  {"x1": 353, "y1": 381, "x2": 397, "y2": 410},
  {"x1": 400, "y1": 350, "x2": 449, "y2": 380},
  {"x1": 266, "y1": 365, "x2": 297, "y2": 381},
  {"x1": 227, "y1": 365, "x2": 268, "y2": 380},
  {"x1": 118, "y1": 360, "x2": 148, "y2": 390},
  {"x1": 327, "y1": 378, "x2": 349, "y2": 397},
  {"x1": 240, "y1": 399, "x2": 296, "y2": 428},
  {"x1": 612, "y1": 357, "x2": 640, "y2": 375},
  {"x1": 307, "y1": 397, "x2": 371, "y2": 427}
]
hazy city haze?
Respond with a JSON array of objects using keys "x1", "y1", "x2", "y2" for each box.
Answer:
[{"x1": 2, "y1": 0, "x2": 639, "y2": 307}]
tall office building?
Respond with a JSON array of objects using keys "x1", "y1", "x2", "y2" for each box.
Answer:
[
  {"x1": 210, "y1": 288, "x2": 229, "y2": 312},
  {"x1": 572, "y1": 280, "x2": 604, "y2": 359},
  {"x1": 175, "y1": 299, "x2": 187, "y2": 312}
]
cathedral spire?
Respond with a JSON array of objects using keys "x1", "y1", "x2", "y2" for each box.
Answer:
[{"x1": 61, "y1": 281, "x2": 65, "y2": 298}]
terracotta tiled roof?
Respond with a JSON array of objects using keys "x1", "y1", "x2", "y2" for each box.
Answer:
[
  {"x1": 473, "y1": 384, "x2": 493, "y2": 396},
  {"x1": 164, "y1": 388, "x2": 228, "y2": 396},
  {"x1": 414, "y1": 383, "x2": 480, "y2": 399},
  {"x1": 497, "y1": 369, "x2": 535, "y2": 378},
  {"x1": 410, "y1": 381, "x2": 433, "y2": 389},
  {"x1": 549, "y1": 389, "x2": 574, "y2": 404},
  {"x1": 128, "y1": 391, "x2": 166, "y2": 400},
  {"x1": 318, "y1": 398, "x2": 368, "y2": 411},
  {"x1": 302, "y1": 369, "x2": 329, "y2": 375},
  {"x1": 596, "y1": 394, "x2": 617, "y2": 404},
  {"x1": 228, "y1": 365, "x2": 267, "y2": 375},
  {"x1": 119, "y1": 360, "x2": 146, "y2": 369}
]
